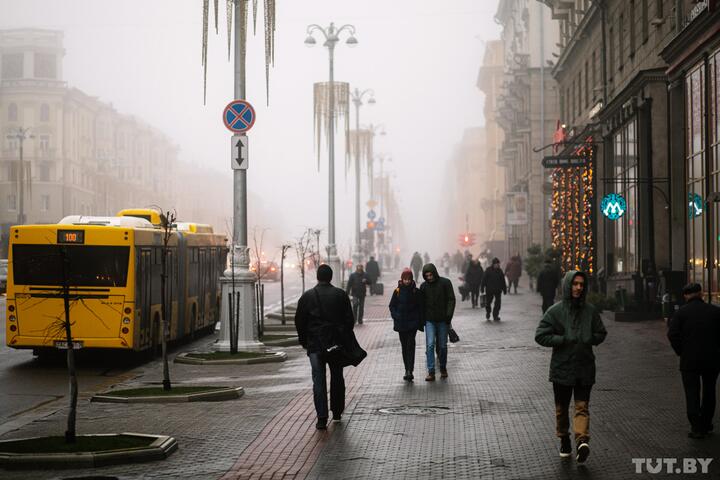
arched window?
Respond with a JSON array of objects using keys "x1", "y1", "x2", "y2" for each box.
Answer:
[
  {"x1": 8, "y1": 103, "x2": 17, "y2": 122},
  {"x1": 40, "y1": 104, "x2": 50, "y2": 122}
]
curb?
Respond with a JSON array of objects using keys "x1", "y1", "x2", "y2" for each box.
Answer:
[
  {"x1": 0, "y1": 433, "x2": 177, "y2": 469},
  {"x1": 174, "y1": 351, "x2": 287, "y2": 365},
  {"x1": 91, "y1": 386, "x2": 244, "y2": 404},
  {"x1": 262, "y1": 336, "x2": 299, "y2": 347}
]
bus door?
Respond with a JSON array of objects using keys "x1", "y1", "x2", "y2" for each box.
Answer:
[{"x1": 138, "y1": 248, "x2": 153, "y2": 350}]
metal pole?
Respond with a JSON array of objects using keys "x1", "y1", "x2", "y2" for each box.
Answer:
[
  {"x1": 18, "y1": 137, "x2": 24, "y2": 225},
  {"x1": 327, "y1": 35, "x2": 336, "y2": 253},
  {"x1": 234, "y1": 0, "x2": 247, "y2": 254},
  {"x1": 354, "y1": 95, "x2": 361, "y2": 252}
]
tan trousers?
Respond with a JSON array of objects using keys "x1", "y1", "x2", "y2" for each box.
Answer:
[{"x1": 553, "y1": 383, "x2": 592, "y2": 442}]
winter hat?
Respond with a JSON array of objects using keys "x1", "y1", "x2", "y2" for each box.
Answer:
[
  {"x1": 401, "y1": 268, "x2": 413, "y2": 281},
  {"x1": 317, "y1": 264, "x2": 333, "y2": 282},
  {"x1": 492, "y1": 257, "x2": 500, "y2": 265}
]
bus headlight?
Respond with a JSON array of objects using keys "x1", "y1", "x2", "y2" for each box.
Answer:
[
  {"x1": 8, "y1": 315, "x2": 16, "y2": 322},
  {"x1": 122, "y1": 317, "x2": 131, "y2": 324}
]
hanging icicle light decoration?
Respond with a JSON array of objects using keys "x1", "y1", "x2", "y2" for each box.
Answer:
[
  {"x1": 313, "y1": 81, "x2": 350, "y2": 171},
  {"x1": 346, "y1": 128, "x2": 374, "y2": 181},
  {"x1": 201, "y1": 0, "x2": 277, "y2": 104}
]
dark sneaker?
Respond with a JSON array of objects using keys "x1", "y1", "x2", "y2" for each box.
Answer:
[
  {"x1": 559, "y1": 436, "x2": 571, "y2": 458},
  {"x1": 576, "y1": 440, "x2": 590, "y2": 463},
  {"x1": 486, "y1": 312, "x2": 490, "y2": 320},
  {"x1": 493, "y1": 316, "x2": 501, "y2": 322},
  {"x1": 440, "y1": 369, "x2": 448, "y2": 379},
  {"x1": 408, "y1": 371, "x2": 414, "y2": 381},
  {"x1": 403, "y1": 371, "x2": 411, "y2": 381},
  {"x1": 425, "y1": 372, "x2": 436, "y2": 382},
  {"x1": 332, "y1": 415, "x2": 342, "y2": 423},
  {"x1": 316, "y1": 417, "x2": 328, "y2": 430}
]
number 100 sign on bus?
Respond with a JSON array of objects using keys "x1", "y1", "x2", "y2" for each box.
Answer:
[{"x1": 5, "y1": 208, "x2": 228, "y2": 358}]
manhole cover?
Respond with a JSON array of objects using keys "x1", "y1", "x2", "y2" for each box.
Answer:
[{"x1": 378, "y1": 406, "x2": 450, "y2": 415}]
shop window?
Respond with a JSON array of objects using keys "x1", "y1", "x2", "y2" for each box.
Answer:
[
  {"x1": 612, "y1": 120, "x2": 639, "y2": 274},
  {"x1": 686, "y1": 63, "x2": 706, "y2": 290}
]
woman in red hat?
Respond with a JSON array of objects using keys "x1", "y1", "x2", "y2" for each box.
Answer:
[{"x1": 389, "y1": 268, "x2": 425, "y2": 381}]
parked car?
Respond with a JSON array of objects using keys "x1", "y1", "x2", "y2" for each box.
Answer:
[
  {"x1": 0, "y1": 259, "x2": 7, "y2": 294},
  {"x1": 250, "y1": 261, "x2": 280, "y2": 282}
]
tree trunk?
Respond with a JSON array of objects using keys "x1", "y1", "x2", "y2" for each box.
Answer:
[
  {"x1": 160, "y1": 219, "x2": 172, "y2": 391},
  {"x1": 280, "y1": 253, "x2": 286, "y2": 325}
]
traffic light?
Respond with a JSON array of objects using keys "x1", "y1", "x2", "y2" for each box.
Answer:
[{"x1": 458, "y1": 233, "x2": 476, "y2": 247}]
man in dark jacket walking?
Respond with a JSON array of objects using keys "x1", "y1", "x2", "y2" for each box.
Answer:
[
  {"x1": 535, "y1": 270, "x2": 607, "y2": 463},
  {"x1": 481, "y1": 257, "x2": 507, "y2": 321},
  {"x1": 420, "y1": 263, "x2": 456, "y2": 381},
  {"x1": 295, "y1": 265, "x2": 355, "y2": 430},
  {"x1": 365, "y1": 256, "x2": 381, "y2": 295},
  {"x1": 410, "y1": 252, "x2": 424, "y2": 280},
  {"x1": 464, "y1": 256, "x2": 484, "y2": 308},
  {"x1": 346, "y1": 265, "x2": 369, "y2": 325},
  {"x1": 667, "y1": 283, "x2": 720, "y2": 438},
  {"x1": 536, "y1": 259, "x2": 561, "y2": 313}
]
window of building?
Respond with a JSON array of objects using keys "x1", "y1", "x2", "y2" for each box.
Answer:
[
  {"x1": 619, "y1": 12, "x2": 625, "y2": 70},
  {"x1": 709, "y1": 49, "x2": 720, "y2": 299},
  {"x1": 642, "y1": 0, "x2": 649, "y2": 43},
  {"x1": 33, "y1": 53, "x2": 56, "y2": 79},
  {"x1": 592, "y1": 50, "x2": 597, "y2": 101},
  {"x1": 8, "y1": 103, "x2": 17, "y2": 122},
  {"x1": 609, "y1": 25, "x2": 615, "y2": 80},
  {"x1": 1, "y1": 53, "x2": 23, "y2": 79},
  {"x1": 585, "y1": 60, "x2": 590, "y2": 108},
  {"x1": 39, "y1": 135, "x2": 50, "y2": 152},
  {"x1": 6, "y1": 138, "x2": 18, "y2": 151},
  {"x1": 39, "y1": 162, "x2": 50, "y2": 181},
  {"x1": 656, "y1": 0, "x2": 663, "y2": 19},
  {"x1": 41, "y1": 195, "x2": 50, "y2": 211},
  {"x1": 7, "y1": 162, "x2": 17, "y2": 182},
  {"x1": 8, "y1": 194, "x2": 17, "y2": 211},
  {"x1": 629, "y1": 1, "x2": 636, "y2": 57},
  {"x1": 612, "y1": 119, "x2": 639, "y2": 273},
  {"x1": 686, "y1": 63, "x2": 706, "y2": 289},
  {"x1": 40, "y1": 104, "x2": 50, "y2": 122}
]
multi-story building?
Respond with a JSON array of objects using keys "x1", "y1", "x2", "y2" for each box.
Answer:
[
  {"x1": 542, "y1": 0, "x2": 678, "y2": 304},
  {"x1": 477, "y1": 40, "x2": 508, "y2": 260},
  {"x1": 0, "y1": 29, "x2": 233, "y2": 257},
  {"x1": 494, "y1": 0, "x2": 560, "y2": 259},
  {"x1": 661, "y1": 1, "x2": 720, "y2": 300}
]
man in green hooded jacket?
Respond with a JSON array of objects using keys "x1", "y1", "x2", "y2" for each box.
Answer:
[
  {"x1": 535, "y1": 270, "x2": 607, "y2": 464},
  {"x1": 420, "y1": 263, "x2": 456, "y2": 381}
]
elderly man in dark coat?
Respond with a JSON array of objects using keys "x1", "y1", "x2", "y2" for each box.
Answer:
[
  {"x1": 365, "y1": 256, "x2": 381, "y2": 295},
  {"x1": 667, "y1": 282, "x2": 720, "y2": 439},
  {"x1": 295, "y1": 265, "x2": 355, "y2": 430}
]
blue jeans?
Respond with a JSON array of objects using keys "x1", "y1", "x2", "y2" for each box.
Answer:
[
  {"x1": 309, "y1": 352, "x2": 345, "y2": 419},
  {"x1": 425, "y1": 321, "x2": 448, "y2": 373}
]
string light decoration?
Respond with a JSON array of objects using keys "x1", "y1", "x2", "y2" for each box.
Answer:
[
  {"x1": 550, "y1": 140, "x2": 595, "y2": 275},
  {"x1": 346, "y1": 128, "x2": 374, "y2": 182}
]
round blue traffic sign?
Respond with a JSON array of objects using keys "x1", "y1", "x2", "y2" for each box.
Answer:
[
  {"x1": 600, "y1": 193, "x2": 626, "y2": 221},
  {"x1": 367, "y1": 210, "x2": 376, "y2": 220},
  {"x1": 223, "y1": 100, "x2": 256, "y2": 133}
]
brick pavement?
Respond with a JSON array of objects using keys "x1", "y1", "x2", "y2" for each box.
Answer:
[{"x1": 1, "y1": 279, "x2": 719, "y2": 479}]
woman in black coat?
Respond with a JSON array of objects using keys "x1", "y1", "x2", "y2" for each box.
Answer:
[{"x1": 389, "y1": 268, "x2": 424, "y2": 381}]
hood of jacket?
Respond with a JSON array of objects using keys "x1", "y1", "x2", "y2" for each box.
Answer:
[
  {"x1": 422, "y1": 263, "x2": 440, "y2": 281},
  {"x1": 562, "y1": 270, "x2": 587, "y2": 305}
]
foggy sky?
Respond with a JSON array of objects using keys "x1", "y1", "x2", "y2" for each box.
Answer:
[{"x1": 0, "y1": 0, "x2": 501, "y2": 261}]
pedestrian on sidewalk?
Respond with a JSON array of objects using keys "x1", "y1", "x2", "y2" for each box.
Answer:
[
  {"x1": 365, "y1": 256, "x2": 381, "y2": 296},
  {"x1": 505, "y1": 254, "x2": 522, "y2": 294},
  {"x1": 346, "y1": 264, "x2": 369, "y2": 325},
  {"x1": 389, "y1": 268, "x2": 424, "y2": 381},
  {"x1": 295, "y1": 264, "x2": 355, "y2": 430},
  {"x1": 481, "y1": 258, "x2": 507, "y2": 321},
  {"x1": 536, "y1": 258, "x2": 561, "y2": 313},
  {"x1": 410, "y1": 252, "x2": 423, "y2": 281},
  {"x1": 464, "y1": 255, "x2": 484, "y2": 309},
  {"x1": 420, "y1": 263, "x2": 456, "y2": 381},
  {"x1": 667, "y1": 282, "x2": 720, "y2": 439},
  {"x1": 534, "y1": 270, "x2": 607, "y2": 464}
]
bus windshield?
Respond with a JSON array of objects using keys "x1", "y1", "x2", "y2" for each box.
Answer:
[{"x1": 12, "y1": 245, "x2": 130, "y2": 287}]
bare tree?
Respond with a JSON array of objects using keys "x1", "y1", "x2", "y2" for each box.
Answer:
[
  {"x1": 279, "y1": 243, "x2": 292, "y2": 325},
  {"x1": 159, "y1": 210, "x2": 176, "y2": 391},
  {"x1": 294, "y1": 229, "x2": 315, "y2": 292}
]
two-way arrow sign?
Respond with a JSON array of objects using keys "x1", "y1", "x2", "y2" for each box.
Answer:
[{"x1": 231, "y1": 134, "x2": 248, "y2": 170}]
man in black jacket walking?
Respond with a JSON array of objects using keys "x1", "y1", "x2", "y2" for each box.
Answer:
[
  {"x1": 365, "y1": 256, "x2": 381, "y2": 295},
  {"x1": 536, "y1": 259, "x2": 561, "y2": 313},
  {"x1": 667, "y1": 283, "x2": 720, "y2": 438},
  {"x1": 346, "y1": 265, "x2": 369, "y2": 324},
  {"x1": 481, "y1": 257, "x2": 507, "y2": 321},
  {"x1": 295, "y1": 265, "x2": 355, "y2": 430},
  {"x1": 420, "y1": 263, "x2": 456, "y2": 381}
]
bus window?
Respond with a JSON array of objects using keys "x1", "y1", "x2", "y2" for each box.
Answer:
[{"x1": 12, "y1": 245, "x2": 130, "y2": 287}]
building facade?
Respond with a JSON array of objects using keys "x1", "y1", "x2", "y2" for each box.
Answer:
[{"x1": 494, "y1": 0, "x2": 560, "y2": 260}]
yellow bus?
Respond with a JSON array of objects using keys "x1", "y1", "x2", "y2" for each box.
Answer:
[{"x1": 5, "y1": 209, "x2": 228, "y2": 357}]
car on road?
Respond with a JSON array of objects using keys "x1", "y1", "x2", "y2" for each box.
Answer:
[
  {"x1": 251, "y1": 261, "x2": 280, "y2": 282},
  {"x1": 0, "y1": 259, "x2": 7, "y2": 294}
]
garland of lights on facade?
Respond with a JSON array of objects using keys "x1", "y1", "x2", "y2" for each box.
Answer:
[{"x1": 550, "y1": 144, "x2": 595, "y2": 275}]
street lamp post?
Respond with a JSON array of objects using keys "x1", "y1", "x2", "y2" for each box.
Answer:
[
  {"x1": 6, "y1": 127, "x2": 33, "y2": 225},
  {"x1": 305, "y1": 22, "x2": 358, "y2": 282},
  {"x1": 350, "y1": 88, "x2": 375, "y2": 267}
]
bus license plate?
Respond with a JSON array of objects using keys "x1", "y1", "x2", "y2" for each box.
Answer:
[{"x1": 54, "y1": 341, "x2": 83, "y2": 349}]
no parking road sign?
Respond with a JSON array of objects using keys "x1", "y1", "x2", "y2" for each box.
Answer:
[{"x1": 223, "y1": 100, "x2": 256, "y2": 133}]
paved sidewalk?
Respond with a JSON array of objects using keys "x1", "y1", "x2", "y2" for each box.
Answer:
[{"x1": 1, "y1": 280, "x2": 718, "y2": 479}]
